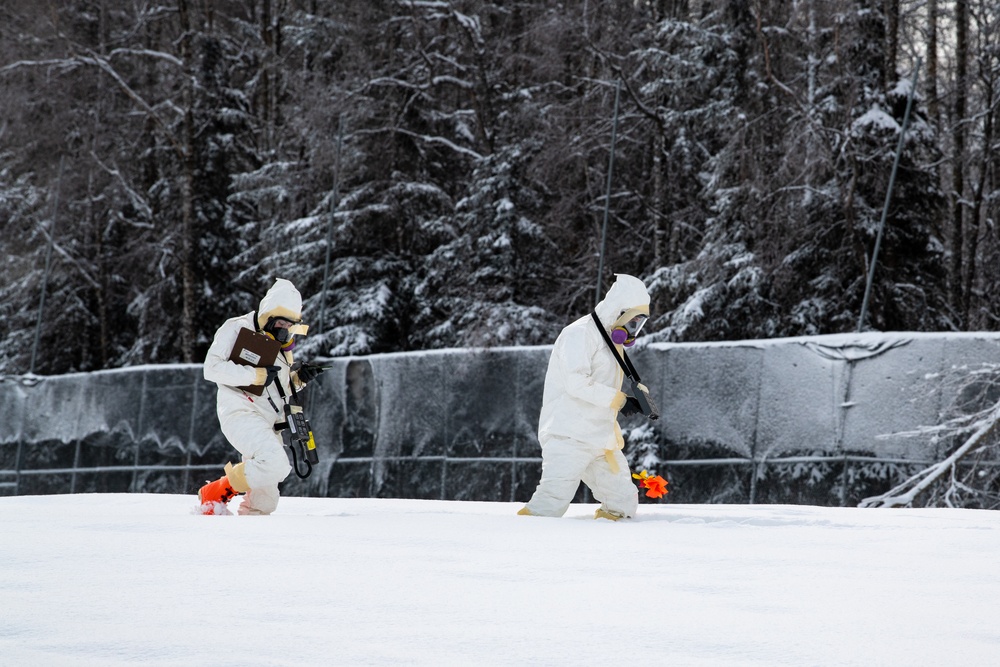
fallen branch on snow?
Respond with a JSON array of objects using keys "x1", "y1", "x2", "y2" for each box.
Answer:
[{"x1": 859, "y1": 404, "x2": 1000, "y2": 508}]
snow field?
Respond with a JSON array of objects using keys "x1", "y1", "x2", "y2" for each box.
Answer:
[{"x1": 1, "y1": 494, "x2": 998, "y2": 666}]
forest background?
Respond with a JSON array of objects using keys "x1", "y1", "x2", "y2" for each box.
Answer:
[{"x1": 1, "y1": 0, "x2": 997, "y2": 375}]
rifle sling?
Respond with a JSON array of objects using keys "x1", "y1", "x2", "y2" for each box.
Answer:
[{"x1": 590, "y1": 311, "x2": 642, "y2": 384}]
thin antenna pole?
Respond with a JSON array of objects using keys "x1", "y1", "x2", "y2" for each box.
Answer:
[
  {"x1": 319, "y1": 114, "x2": 344, "y2": 335},
  {"x1": 595, "y1": 79, "x2": 622, "y2": 307},
  {"x1": 858, "y1": 58, "x2": 922, "y2": 333},
  {"x1": 30, "y1": 155, "x2": 65, "y2": 374}
]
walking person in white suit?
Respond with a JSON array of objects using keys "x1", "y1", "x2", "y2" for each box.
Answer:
[{"x1": 519, "y1": 273, "x2": 654, "y2": 520}]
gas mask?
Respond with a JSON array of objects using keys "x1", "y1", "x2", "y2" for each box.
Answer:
[
  {"x1": 610, "y1": 313, "x2": 647, "y2": 347},
  {"x1": 263, "y1": 316, "x2": 305, "y2": 348}
]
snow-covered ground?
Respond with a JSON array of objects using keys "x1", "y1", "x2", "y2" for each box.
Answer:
[{"x1": 1, "y1": 494, "x2": 998, "y2": 666}]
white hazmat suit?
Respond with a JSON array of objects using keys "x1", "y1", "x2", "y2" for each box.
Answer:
[
  {"x1": 203, "y1": 279, "x2": 306, "y2": 515},
  {"x1": 522, "y1": 274, "x2": 651, "y2": 519}
]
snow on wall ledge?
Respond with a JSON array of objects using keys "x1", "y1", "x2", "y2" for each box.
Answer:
[
  {"x1": 645, "y1": 331, "x2": 1000, "y2": 459},
  {"x1": 1, "y1": 331, "x2": 998, "y2": 503}
]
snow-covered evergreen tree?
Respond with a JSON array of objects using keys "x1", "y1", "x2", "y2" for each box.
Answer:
[
  {"x1": 417, "y1": 141, "x2": 561, "y2": 348},
  {"x1": 0, "y1": 0, "x2": 993, "y2": 373}
]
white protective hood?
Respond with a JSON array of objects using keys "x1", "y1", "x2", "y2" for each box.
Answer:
[
  {"x1": 256, "y1": 278, "x2": 303, "y2": 330},
  {"x1": 537, "y1": 274, "x2": 650, "y2": 449},
  {"x1": 593, "y1": 274, "x2": 650, "y2": 330}
]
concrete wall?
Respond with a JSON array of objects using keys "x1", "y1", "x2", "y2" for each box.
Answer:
[{"x1": 2, "y1": 332, "x2": 998, "y2": 504}]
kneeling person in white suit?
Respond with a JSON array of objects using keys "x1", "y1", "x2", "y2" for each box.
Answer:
[{"x1": 199, "y1": 278, "x2": 325, "y2": 515}]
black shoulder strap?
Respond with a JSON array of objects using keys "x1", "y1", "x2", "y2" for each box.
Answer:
[
  {"x1": 591, "y1": 311, "x2": 641, "y2": 383},
  {"x1": 265, "y1": 356, "x2": 301, "y2": 416}
]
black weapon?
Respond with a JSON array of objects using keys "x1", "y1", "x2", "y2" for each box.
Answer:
[
  {"x1": 591, "y1": 311, "x2": 660, "y2": 420},
  {"x1": 291, "y1": 361, "x2": 332, "y2": 384},
  {"x1": 282, "y1": 403, "x2": 318, "y2": 478},
  {"x1": 627, "y1": 377, "x2": 659, "y2": 420},
  {"x1": 269, "y1": 362, "x2": 324, "y2": 479}
]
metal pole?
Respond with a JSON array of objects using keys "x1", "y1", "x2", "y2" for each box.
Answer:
[
  {"x1": 30, "y1": 155, "x2": 65, "y2": 374},
  {"x1": 319, "y1": 114, "x2": 344, "y2": 335},
  {"x1": 595, "y1": 79, "x2": 621, "y2": 306},
  {"x1": 857, "y1": 58, "x2": 922, "y2": 332}
]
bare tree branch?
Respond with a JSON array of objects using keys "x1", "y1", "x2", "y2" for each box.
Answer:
[{"x1": 860, "y1": 404, "x2": 1000, "y2": 508}]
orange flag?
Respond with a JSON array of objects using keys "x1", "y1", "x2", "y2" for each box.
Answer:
[
  {"x1": 641, "y1": 475, "x2": 668, "y2": 498},
  {"x1": 632, "y1": 469, "x2": 669, "y2": 498}
]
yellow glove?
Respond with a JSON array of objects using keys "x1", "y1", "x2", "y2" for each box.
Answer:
[
  {"x1": 253, "y1": 366, "x2": 280, "y2": 386},
  {"x1": 611, "y1": 391, "x2": 627, "y2": 411}
]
